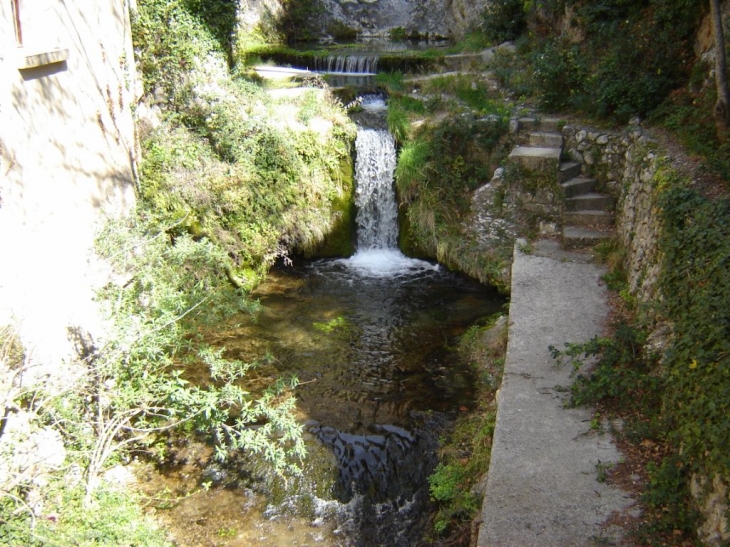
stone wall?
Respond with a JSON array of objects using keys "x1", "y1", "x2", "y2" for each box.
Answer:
[
  {"x1": 561, "y1": 122, "x2": 730, "y2": 546},
  {"x1": 0, "y1": 0, "x2": 137, "y2": 374},
  {"x1": 562, "y1": 123, "x2": 663, "y2": 308}
]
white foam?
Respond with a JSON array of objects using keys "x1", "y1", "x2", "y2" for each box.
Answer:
[
  {"x1": 340, "y1": 249, "x2": 439, "y2": 278},
  {"x1": 359, "y1": 96, "x2": 387, "y2": 112}
]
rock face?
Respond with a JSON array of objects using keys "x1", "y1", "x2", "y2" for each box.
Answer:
[
  {"x1": 315, "y1": 0, "x2": 490, "y2": 40},
  {"x1": 238, "y1": 0, "x2": 493, "y2": 41}
]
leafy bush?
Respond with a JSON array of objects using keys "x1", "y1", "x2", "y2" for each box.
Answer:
[
  {"x1": 501, "y1": 0, "x2": 702, "y2": 121},
  {"x1": 0, "y1": 216, "x2": 308, "y2": 543},
  {"x1": 530, "y1": 38, "x2": 588, "y2": 111},
  {"x1": 549, "y1": 324, "x2": 663, "y2": 412},
  {"x1": 481, "y1": 0, "x2": 527, "y2": 44},
  {"x1": 89, "y1": 217, "x2": 306, "y2": 489},
  {"x1": 132, "y1": 0, "x2": 225, "y2": 108}
]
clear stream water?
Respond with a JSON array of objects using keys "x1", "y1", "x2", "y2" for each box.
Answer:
[{"x1": 143, "y1": 97, "x2": 504, "y2": 546}]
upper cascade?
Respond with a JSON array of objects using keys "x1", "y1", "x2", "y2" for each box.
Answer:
[{"x1": 314, "y1": 55, "x2": 379, "y2": 74}]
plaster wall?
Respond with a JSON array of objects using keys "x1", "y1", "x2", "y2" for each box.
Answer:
[{"x1": 0, "y1": 0, "x2": 137, "y2": 374}]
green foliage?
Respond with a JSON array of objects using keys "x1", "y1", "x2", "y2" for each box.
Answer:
[
  {"x1": 530, "y1": 38, "x2": 588, "y2": 111},
  {"x1": 549, "y1": 324, "x2": 663, "y2": 413},
  {"x1": 651, "y1": 86, "x2": 730, "y2": 182},
  {"x1": 420, "y1": 75, "x2": 509, "y2": 115},
  {"x1": 657, "y1": 185, "x2": 730, "y2": 476},
  {"x1": 395, "y1": 111, "x2": 511, "y2": 288},
  {"x1": 132, "y1": 0, "x2": 226, "y2": 107},
  {"x1": 637, "y1": 455, "x2": 699, "y2": 541},
  {"x1": 488, "y1": 41, "x2": 535, "y2": 99},
  {"x1": 395, "y1": 139, "x2": 431, "y2": 202},
  {"x1": 481, "y1": 0, "x2": 527, "y2": 44},
  {"x1": 426, "y1": 318, "x2": 504, "y2": 539},
  {"x1": 375, "y1": 71, "x2": 406, "y2": 93},
  {"x1": 498, "y1": 0, "x2": 702, "y2": 121},
  {"x1": 428, "y1": 408, "x2": 497, "y2": 537},
  {"x1": 428, "y1": 411, "x2": 495, "y2": 537},
  {"x1": 325, "y1": 21, "x2": 359, "y2": 41},
  {"x1": 386, "y1": 102, "x2": 410, "y2": 144},
  {"x1": 389, "y1": 94, "x2": 427, "y2": 115},
  {"x1": 429, "y1": 463, "x2": 468, "y2": 503},
  {"x1": 276, "y1": 0, "x2": 324, "y2": 44},
  {"x1": 403, "y1": 116, "x2": 496, "y2": 228},
  {"x1": 459, "y1": 31, "x2": 493, "y2": 53},
  {"x1": 389, "y1": 27, "x2": 408, "y2": 41},
  {"x1": 87, "y1": 216, "x2": 306, "y2": 477},
  {"x1": 0, "y1": 482, "x2": 171, "y2": 547},
  {"x1": 139, "y1": 83, "x2": 356, "y2": 275}
]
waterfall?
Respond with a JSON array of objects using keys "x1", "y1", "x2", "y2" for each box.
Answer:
[
  {"x1": 342, "y1": 98, "x2": 438, "y2": 278},
  {"x1": 354, "y1": 128, "x2": 399, "y2": 251},
  {"x1": 315, "y1": 55, "x2": 379, "y2": 74}
]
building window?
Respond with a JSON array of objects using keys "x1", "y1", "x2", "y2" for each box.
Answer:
[{"x1": 11, "y1": 0, "x2": 22, "y2": 46}]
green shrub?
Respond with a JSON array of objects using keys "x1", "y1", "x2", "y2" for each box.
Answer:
[
  {"x1": 132, "y1": 0, "x2": 224, "y2": 107},
  {"x1": 514, "y1": 0, "x2": 701, "y2": 121},
  {"x1": 549, "y1": 324, "x2": 663, "y2": 413},
  {"x1": 531, "y1": 38, "x2": 587, "y2": 111},
  {"x1": 481, "y1": 0, "x2": 527, "y2": 44}
]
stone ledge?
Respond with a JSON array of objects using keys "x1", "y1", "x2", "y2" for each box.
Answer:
[{"x1": 16, "y1": 47, "x2": 69, "y2": 70}]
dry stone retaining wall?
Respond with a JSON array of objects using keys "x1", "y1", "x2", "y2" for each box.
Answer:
[
  {"x1": 562, "y1": 123, "x2": 663, "y2": 308},
  {"x1": 562, "y1": 122, "x2": 730, "y2": 546}
]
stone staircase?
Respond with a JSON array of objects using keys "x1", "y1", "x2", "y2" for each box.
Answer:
[{"x1": 508, "y1": 116, "x2": 614, "y2": 250}]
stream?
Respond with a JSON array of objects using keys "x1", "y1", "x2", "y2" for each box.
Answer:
[{"x1": 139, "y1": 96, "x2": 505, "y2": 546}]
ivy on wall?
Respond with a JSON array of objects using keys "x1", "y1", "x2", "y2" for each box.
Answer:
[{"x1": 658, "y1": 184, "x2": 730, "y2": 477}]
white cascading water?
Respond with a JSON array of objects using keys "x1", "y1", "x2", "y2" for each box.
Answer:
[
  {"x1": 344, "y1": 97, "x2": 438, "y2": 277},
  {"x1": 315, "y1": 55, "x2": 379, "y2": 74},
  {"x1": 354, "y1": 128, "x2": 399, "y2": 250}
]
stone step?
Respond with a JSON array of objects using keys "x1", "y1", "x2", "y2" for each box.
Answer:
[
  {"x1": 516, "y1": 116, "x2": 564, "y2": 133},
  {"x1": 528, "y1": 131, "x2": 563, "y2": 148},
  {"x1": 508, "y1": 146, "x2": 562, "y2": 172},
  {"x1": 517, "y1": 117, "x2": 539, "y2": 131},
  {"x1": 565, "y1": 193, "x2": 615, "y2": 212},
  {"x1": 562, "y1": 226, "x2": 611, "y2": 249},
  {"x1": 563, "y1": 210, "x2": 614, "y2": 227},
  {"x1": 561, "y1": 176, "x2": 596, "y2": 197},
  {"x1": 537, "y1": 116, "x2": 563, "y2": 132},
  {"x1": 559, "y1": 161, "x2": 582, "y2": 183}
]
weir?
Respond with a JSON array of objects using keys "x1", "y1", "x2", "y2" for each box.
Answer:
[{"x1": 314, "y1": 55, "x2": 379, "y2": 75}]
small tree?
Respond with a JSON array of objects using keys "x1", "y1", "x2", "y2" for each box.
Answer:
[{"x1": 711, "y1": 0, "x2": 730, "y2": 140}]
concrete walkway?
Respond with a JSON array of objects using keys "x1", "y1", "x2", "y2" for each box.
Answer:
[{"x1": 477, "y1": 240, "x2": 635, "y2": 546}]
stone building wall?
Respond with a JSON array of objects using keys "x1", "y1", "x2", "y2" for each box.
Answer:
[{"x1": 0, "y1": 0, "x2": 137, "y2": 374}]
